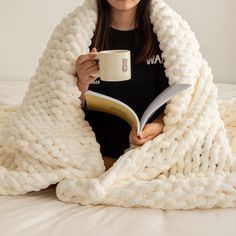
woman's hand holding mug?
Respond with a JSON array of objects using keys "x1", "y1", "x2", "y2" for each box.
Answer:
[
  {"x1": 75, "y1": 47, "x2": 99, "y2": 91},
  {"x1": 76, "y1": 47, "x2": 131, "y2": 110}
]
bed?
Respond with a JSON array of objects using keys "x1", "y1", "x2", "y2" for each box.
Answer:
[{"x1": 0, "y1": 80, "x2": 236, "y2": 236}]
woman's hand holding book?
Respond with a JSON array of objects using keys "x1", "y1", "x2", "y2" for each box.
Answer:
[{"x1": 129, "y1": 113, "x2": 164, "y2": 146}]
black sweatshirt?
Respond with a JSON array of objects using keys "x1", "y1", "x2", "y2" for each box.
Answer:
[{"x1": 83, "y1": 26, "x2": 169, "y2": 159}]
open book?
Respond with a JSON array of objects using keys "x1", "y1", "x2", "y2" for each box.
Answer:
[{"x1": 84, "y1": 83, "x2": 191, "y2": 135}]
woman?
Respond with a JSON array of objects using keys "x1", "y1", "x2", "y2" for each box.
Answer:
[{"x1": 76, "y1": 0, "x2": 169, "y2": 169}]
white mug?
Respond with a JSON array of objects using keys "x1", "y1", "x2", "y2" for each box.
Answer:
[{"x1": 94, "y1": 50, "x2": 131, "y2": 82}]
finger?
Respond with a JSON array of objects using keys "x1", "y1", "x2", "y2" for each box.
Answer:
[
  {"x1": 78, "y1": 61, "x2": 98, "y2": 74},
  {"x1": 91, "y1": 47, "x2": 97, "y2": 53},
  {"x1": 80, "y1": 60, "x2": 97, "y2": 71},
  {"x1": 131, "y1": 126, "x2": 136, "y2": 135},
  {"x1": 77, "y1": 75, "x2": 97, "y2": 87},
  {"x1": 88, "y1": 75, "x2": 98, "y2": 83},
  {"x1": 139, "y1": 136, "x2": 153, "y2": 143},
  {"x1": 129, "y1": 130, "x2": 139, "y2": 145},
  {"x1": 130, "y1": 137, "x2": 143, "y2": 146},
  {"x1": 130, "y1": 124, "x2": 136, "y2": 134},
  {"x1": 142, "y1": 136, "x2": 153, "y2": 142},
  {"x1": 76, "y1": 52, "x2": 97, "y2": 65},
  {"x1": 130, "y1": 133, "x2": 147, "y2": 146},
  {"x1": 143, "y1": 132, "x2": 161, "y2": 142},
  {"x1": 86, "y1": 65, "x2": 99, "y2": 77},
  {"x1": 140, "y1": 125, "x2": 156, "y2": 139},
  {"x1": 133, "y1": 137, "x2": 148, "y2": 146}
]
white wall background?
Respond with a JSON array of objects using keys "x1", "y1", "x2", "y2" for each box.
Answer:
[{"x1": 0, "y1": 0, "x2": 235, "y2": 83}]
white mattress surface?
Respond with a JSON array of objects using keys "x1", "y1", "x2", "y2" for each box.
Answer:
[{"x1": 0, "y1": 80, "x2": 236, "y2": 236}]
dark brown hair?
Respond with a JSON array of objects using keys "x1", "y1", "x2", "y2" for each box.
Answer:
[{"x1": 90, "y1": 0, "x2": 158, "y2": 63}]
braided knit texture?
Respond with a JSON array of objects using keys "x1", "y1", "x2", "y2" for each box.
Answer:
[{"x1": 0, "y1": 0, "x2": 236, "y2": 209}]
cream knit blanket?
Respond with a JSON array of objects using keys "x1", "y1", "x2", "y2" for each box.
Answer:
[{"x1": 0, "y1": 0, "x2": 236, "y2": 210}]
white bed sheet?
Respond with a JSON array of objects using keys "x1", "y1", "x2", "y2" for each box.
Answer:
[{"x1": 0, "y1": 80, "x2": 236, "y2": 236}]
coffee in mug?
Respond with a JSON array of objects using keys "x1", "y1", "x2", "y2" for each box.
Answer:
[{"x1": 94, "y1": 50, "x2": 131, "y2": 82}]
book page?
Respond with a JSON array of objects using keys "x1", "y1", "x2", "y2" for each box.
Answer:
[
  {"x1": 139, "y1": 83, "x2": 191, "y2": 134},
  {"x1": 85, "y1": 90, "x2": 140, "y2": 131}
]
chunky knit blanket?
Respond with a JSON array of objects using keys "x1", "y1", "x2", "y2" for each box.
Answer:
[{"x1": 0, "y1": 0, "x2": 236, "y2": 210}]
